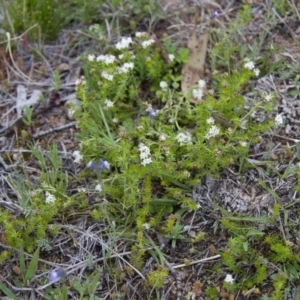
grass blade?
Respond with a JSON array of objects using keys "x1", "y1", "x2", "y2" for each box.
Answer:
[
  {"x1": 24, "y1": 247, "x2": 40, "y2": 283},
  {"x1": 0, "y1": 282, "x2": 17, "y2": 299},
  {"x1": 19, "y1": 246, "x2": 26, "y2": 281}
]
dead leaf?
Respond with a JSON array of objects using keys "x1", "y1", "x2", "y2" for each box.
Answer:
[
  {"x1": 17, "y1": 57, "x2": 23, "y2": 71},
  {"x1": 188, "y1": 230, "x2": 196, "y2": 238},
  {"x1": 12, "y1": 265, "x2": 21, "y2": 275},
  {"x1": 181, "y1": 27, "x2": 209, "y2": 93},
  {"x1": 57, "y1": 63, "x2": 70, "y2": 72},
  {"x1": 211, "y1": 112, "x2": 234, "y2": 128},
  {"x1": 16, "y1": 85, "x2": 43, "y2": 117},
  {"x1": 152, "y1": 33, "x2": 171, "y2": 63}
]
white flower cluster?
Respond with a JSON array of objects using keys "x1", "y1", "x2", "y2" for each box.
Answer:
[
  {"x1": 143, "y1": 223, "x2": 151, "y2": 230},
  {"x1": 141, "y1": 39, "x2": 155, "y2": 48},
  {"x1": 101, "y1": 71, "x2": 114, "y2": 81},
  {"x1": 160, "y1": 81, "x2": 168, "y2": 90},
  {"x1": 264, "y1": 93, "x2": 273, "y2": 102},
  {"x1": 118, "y1": 62, "x2": 134, "y2": 74},
  {"x1": 75, "y1": 76, "x2": 86, "y2": 90},
  {"x1": 205, "y1": 125, "x2": 220, "y2": 139},
  {"x1": 275, "y1": 114, "x2": 283, "y2": 126},
  {"x1": 176, "y1": 132, "x2": 192, "y2": 146},
  {"x1": 87, "y1": 54, "x2": 95, "y2": 61},
  {"x1": 96, "y1": 54, "x2": 116, "y2": 65},
  {"x1": 73, "y1": 150, "x2": 83, "y2": 163},
  {"x1": 95, "y1": 183, "x2": 102, "y2": 192},
  {"x1": 104, "y1": 99, "x2": 114, "y2": 108},
  {"x1": 168, "y1": 54, "x2": 175, "y2": 62},
  {"x1": 192, "y1": 79, "x2": 206, "y2": 101},
  {"x1": 138, "y1": 143, "x2": 152, "y2": 166},
  {"x1": 206, "y1": 117, "x2": 215, "y2": 125},
  {"x1": 159, "y1": 134, "x2": 166, "y2": 141},
  {"x1": 243, "y1": 58, "x2": 260, "y2": 77},
  {"x1": 116, "y1": 37, "x2": 132, "y2": 50},
  {"x1": 135, "y1": 32, "x2": 148, "y2": 38},
  {"x1": 224, "y1": 274, "x2": 234, "y2": 284},
  {"x1": 45, "y1": 191, "x2": 56, "y2": 204}
]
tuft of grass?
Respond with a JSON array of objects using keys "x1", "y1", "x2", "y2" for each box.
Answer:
[{"x1": 0, "y1": 0, "x2": 69, "y2": 41}]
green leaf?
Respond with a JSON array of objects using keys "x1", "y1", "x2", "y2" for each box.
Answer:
[
  {"x1": 19, "y1": 247, "x2": 26, "y2": 280},
  {"x1": 24, "y1": 247, "x2": 40, "y2": 283},
  {"x1": 216, "y1": 204, "x2": 273, "y2": 223},
  {"x1": 289, "y1": 90, "x2": 300, "y2": 97},
  {"x1": 0, "y1": 282, "x2": 17, "y2": 299},
  {"x1": 246, "y1": 229, "x2": 265, "y2": 237},
  {"x1": 296, "y1": 142, "x2": 300, "y2": 160},
  {"x1": 285, "y1": 264, "x2": 299, "y2": 279},
  {"x1": 257, "y1": 178, "x2": 280, "y2": 199},
  {"x1": 295, "y1": 285, "x2": 300, "y2": 300},
  {"x1": 150, "y1": 198, "x2": 179, "y2": 205},
  {"x1": 88, "y1": 271, "x2": 102, "y2": 294}
]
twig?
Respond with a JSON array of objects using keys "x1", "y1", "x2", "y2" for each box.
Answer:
[
  {"x1": 172, "y1": 255, "x2": 221, "y2": 269},
  {"x1": 32, "y1": 121, "x2": 77, "y2": 138},
  {"x1": 273, "y1": 134, "x2": 300, "y2": 143}
]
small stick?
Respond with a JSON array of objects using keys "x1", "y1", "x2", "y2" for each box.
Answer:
[{"x1": 32, "y1": 121, "x2": 77, "y2": 138}]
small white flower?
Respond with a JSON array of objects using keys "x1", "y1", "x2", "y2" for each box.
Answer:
[
  {"x1": 95, "y1": 184, "x2": 102, "y2": 192},
  {"x1": 275, "y1": 114, "x2": 283, "y2": 126},
  {"x1": 160, "y1": 81, "x2": 168, "y2": 90},
  {"x1": 73, "y1": 150, "x2": 83, "y2": 163},
  {"x1": 176, "y1": 132, "x2": 192, "y2": 146},
  {"x1": 96, "y1": 54, "x2": 116, "y2": 64},
  {"x1": 244, "y1": 60, "x2": 255, "y2": 70},
  {"x1": 253, "y1": 68, "x2": 260, "y2": 77},
  {"x1": 140, "y1": 152, "x2": 149, "y2": 160},
  {"x1": 264, "y1": 94, "x2": 273, "y2": 102},
  {"x1": 205, "y1": 125, "x2": 220, "y2": 139},
  {"x1": 87, "y1": 54, "x2": 95, "y2": 61},
  {"x1": 198, "y1": 79, "x2": 206, "y2": 88},
  {"x1": 116, "y1": 37, "x2": 132, "y2": 50},
  {"x1": 239, "y1": 141, "x2": 247, "y2": 147},
  {"x1": 112, "y1": 118, "x2": 119, "y2": 123},
  {"x1": 101, "y1": 71, "x2": 114, "y2": 81},
  {"x1": 118, "y1": 62, "x2": 134, "y2": 73},
  {"x1": 135, "y1": 32, "x2": 147, "y2": 37},
  {"x1": 141, "y1": 157, "x2": 152, "y2": 166},
  {"x1": 192, "y1": 88, "x2": 203, "y2": 101},
  {"x1": 168, "y1": 54, "x2": 175, "y2": 62},
  {"x1": 139, "y1": 143, "x2": 151, "y2": 155},
  {"x1": 118, "y1": 54, "x2": 124, "y2": 60},
  {"x1": 143, "y1": 223, "x2": 151, "y2": 230},
  {"x1": 45, "y1": 191, "x2": 56, "y2": 204},
  {"x1": 206, "y1": 117, "x2": 215, "y2": 125},
  {"x1": 138, "y1": 143, "x2": 152, "y2": 166},
  {"x1": 141, "y1": 39, "x2": 155, "y2": 48},
  {"x1": 78, "y1": 187, "x2": 86, "y2": 193},
  {"x1": 159, "y1": 134, "x2": 166, "y2": 141},
  {"x1": 105, "y1": 99, "x2": 114, "y2": 108},
  {"x1": 224, "y1": 274, "x2": 234, "y2": 284}
]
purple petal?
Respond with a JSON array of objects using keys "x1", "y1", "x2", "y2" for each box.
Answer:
[
  {"x1": 48, "y1": 267, "x2": 66, "y2": 283},
  {"x1": 99, "y1": 159, "x2": 110, "y2": 171}
]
